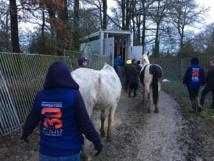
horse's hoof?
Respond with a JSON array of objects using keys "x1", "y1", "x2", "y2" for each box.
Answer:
[
  {"x1": 81, "y1": 154, "x2": 92, "y2": 161},
  {"x1": 154, "y1": 110, "x2": 159, "y2": 113},
  {"x1": 147, "y1": 109, "x2": 151, "y2": 113},
  {"x1": 100, "y1": 132, "x2": 106, "y2": 138},
  {"x1": 106, "y1": 136, "x2": 112, "y2": 142}
]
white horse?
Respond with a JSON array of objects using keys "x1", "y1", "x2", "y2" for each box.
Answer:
[
  {"x1": 139, "y1": 53, "x2": 163, "y2": 113},
  {"x1": 71, "y1": 63, "x2": 122, "y2": 159}
]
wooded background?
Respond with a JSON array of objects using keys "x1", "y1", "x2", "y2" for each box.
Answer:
[{"x1": 0, "y1": 0, "x2": 213, "y2": 57}]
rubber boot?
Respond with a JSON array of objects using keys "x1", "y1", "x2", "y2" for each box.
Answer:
[
  {"x1": 210, "y1": 106, "x2": 214, "y2": 110},
  {"x1": 128, "y1": 89, "x2": 132, "y2": 97},
  {"x1": 191, "y1": 100, "x2": 196, "y2": 113},
  {"x1": 134, "y1": 90, "x2": 137, "y2": 97},
  {"x1": 195, "y1": 97, "x2": 201, "y2": 112}
]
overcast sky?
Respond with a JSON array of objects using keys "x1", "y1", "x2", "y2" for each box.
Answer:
[{"x1": 195, "y1": 0, "x2": 214, "y2": 24}]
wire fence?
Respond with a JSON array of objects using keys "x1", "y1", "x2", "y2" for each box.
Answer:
[
  {"x1": 64, "y1": 50, "x2": 112, "y2": 70},
  {"x1": 0, "y1": 52, "x2": 71, "y2": 135},
  {"x1": 151, "y1": 54, "x2": 214, "y2": 82}
]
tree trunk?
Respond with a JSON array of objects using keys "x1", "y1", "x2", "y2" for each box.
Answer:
[
  {"x1": 102, "y1": 0, "x2": 107, "y2": 29},
  {"x1": 153, "y1": 22, "x2": 160, "y2": 57},
  {"x1": 142, "y1": 12, "x2": 146, "y2": 55},
  {"x1": 125, "y1": 0, "x2": 130, "y2": 30},
  {"x1": 9, "y1": 0, "x2": 20, "y2": 53},
  {"x1": 74, "y1": 0, "x2": 80, "y2": 50}
]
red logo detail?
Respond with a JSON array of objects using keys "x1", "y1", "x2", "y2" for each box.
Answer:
[
  {"x1": 192, "y1": 69, "x2": 199, "y2": 77},
  {"x1": 41, "y1": 108, "x2": 62, "y2": 129}
]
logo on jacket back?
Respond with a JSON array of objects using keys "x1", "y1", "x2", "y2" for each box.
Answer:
[
  {"x1": 192, "y1": 68, "x2": 199, "y2": 82},
  {"x1": 41, "y1": 102, "x2": 63, "y2": 136}
]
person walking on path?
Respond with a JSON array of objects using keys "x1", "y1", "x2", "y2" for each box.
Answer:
[
  {"x1": 200, "y1": 60, "x2": 214, "y2": 109},
  {"x1": 21, "y1": 61, "x2": 103, "y2": 161},
  {"x1": 114, "y1": 55, "x2": 123, "y2": 75},
  {"x1": 183, "y1": 56, "x2": 205, "y2": 113},
  {"x1": 128, "y1": 59, "x2": 140, "y2": 97},
  {"x1": 124, "y1": 57, "x2": 132, "y2": 92}
]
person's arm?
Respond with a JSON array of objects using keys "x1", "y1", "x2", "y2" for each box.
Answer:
[
  {"x1": 205, "y1": 68, "x2": 212, "y2": 83},
  {"x1": 74, "y1": 91, "x2": 103, "y2": 156},
  {"x1": 74, "y1": 92, "x2": 100, "y2": 141},
  {"x1": 21, "y1": 107, "x2": 40, "y2": 142},
  {"x1": 201, "y1": 68, "x2": 205, "y2": 86},
  {"x1": 183, "y1": 68, "x2": 189, "y2": 86},
  {"x1": 119, "y1": 58, "x2": 123, "y2": 66}
]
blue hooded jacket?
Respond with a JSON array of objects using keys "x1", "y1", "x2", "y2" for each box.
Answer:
[
  {"x1": 114, "y1": 56, "x2": 123, "y2": 66},
  {"x1": 183, "y1": 57, "x2": 205, "y2": 89},
  {"x1": 22, "y1": 61, "x2": 100, "y2": 157}
]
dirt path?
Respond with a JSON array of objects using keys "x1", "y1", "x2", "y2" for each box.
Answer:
[
  {"x1": 89, "y1": 88, "x2": 213, "y2": 161},
  {"x1": 136, "y1": 91, "x2": 185, "y2": 160},
  {"x1": 1, "y1": 88, "x2": 214, "y2": 161},
  {"x1": 87, "y1": 89, "x2": 188, "y2": 161}
]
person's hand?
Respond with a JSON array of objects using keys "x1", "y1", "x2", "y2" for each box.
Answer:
[
  {"x1": 93, "y1": 139, "x2": 103, "y2": 157},
  {"x1": 21, "y1": 135, "x2": 29, "y2": 143}
]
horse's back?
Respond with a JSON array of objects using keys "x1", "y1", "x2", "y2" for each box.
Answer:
[
  {"x1": 99, "y1": 64, "x2": 122, "y2": 103},
  {"x1": 140, "y1": 64, "x2": 162, "y2": 85},
  {"x1": 71, "y1": 68, "x2": 100, "y2": 114},
  {"x1": 71, "y1": 67, "x2": 100, "y2": 93},
  {"x1": 71, "y1": 64, "x2": 122, "y2": 114},
  {"x1": 149, "y1": 64, "x2": 162, "y2": 78},
  {"x1": 140, "y1": 65, "x2": 153, "y2": 85}
]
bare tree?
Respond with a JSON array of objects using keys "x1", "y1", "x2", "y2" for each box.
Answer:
[
  {"x1": 168, "y1": 0, "x2": 208, "y2": 51},
  {"x1": 79, "y1": 9, "x2": 101, "y2": 36},
  {"x1": 150, "y1": 0, "x2": 172, "y2": 57},
  {"x1": 82, "y1": 0, "x2": 108, "y2": 29},
  {"x1": 192, "y1": 23, "x2": 214, "y2": 54}
]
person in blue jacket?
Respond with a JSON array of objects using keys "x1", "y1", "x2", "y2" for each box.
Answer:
[
  {"x1": 183, "y1": 56, "x2": 205, "y2": 113},
  {"x1": 114, "y1": 55, "x2": 123, "y2": 75},
  {"x1": 21, "y1": 61, "x2": 103, "y2": 161},
  {"x1": 200, "y1": 60, "x2": 214, "y2": 109}
]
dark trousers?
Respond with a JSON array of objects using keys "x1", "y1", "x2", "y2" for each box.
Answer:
[
  {"x1": 200, "y1": 86, "x2": 214, "y2": 108},
  {"x1": 129, "y1": 83, "x2": 138, "y2": 96},
  {"x1": 187, "y1": 87, "x2": 199, "y2": 101},
  {"x1": 129, "y1": 83, "x2": 138, "y2": 90},
  {"x1": 124, "y1": 74, "x2": 129, "y2": 90},
  {"x1": 114, "y1": 65, "x2": 119, "y2": 75}
]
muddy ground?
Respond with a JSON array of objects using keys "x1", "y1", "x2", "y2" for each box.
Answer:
[{"x1": 1, "y1": 87, "x2": 214, "y2": 161}]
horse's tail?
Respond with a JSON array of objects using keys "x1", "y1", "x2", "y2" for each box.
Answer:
[{"x1": 151, "y1": 65, "x2": 162, "y2": 104}]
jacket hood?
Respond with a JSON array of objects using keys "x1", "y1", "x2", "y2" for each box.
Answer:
[
  {"x1": 191, "y1": 57, "x2": 199, "y2": 65},
  {"x1": 43, "y1": 61, "x2": 79, "y2": 89}
]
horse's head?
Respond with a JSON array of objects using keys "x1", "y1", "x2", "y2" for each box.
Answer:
[{"x1": 142, "y1": 52, "x2": 150, "y2": 67}]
